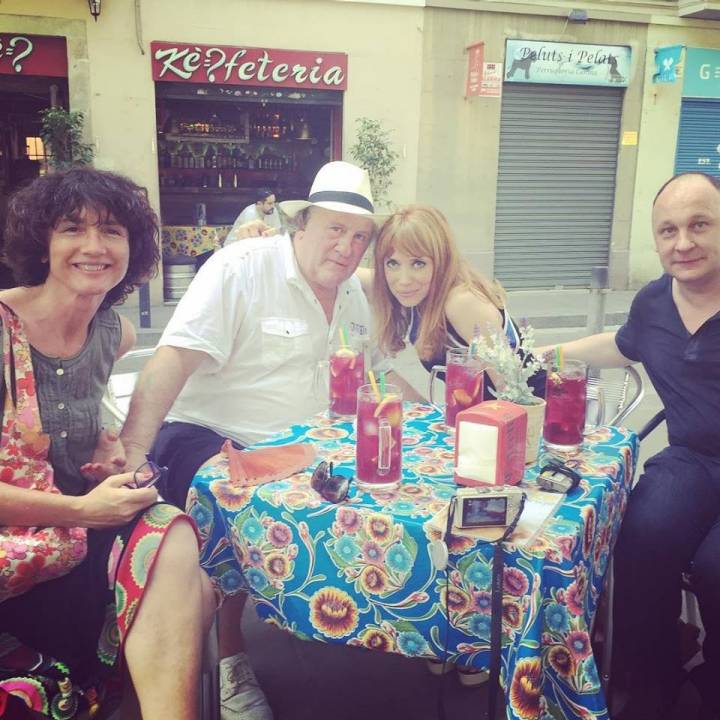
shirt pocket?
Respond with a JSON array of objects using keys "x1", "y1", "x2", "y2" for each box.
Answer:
[{"x1": 260, "y1": 317, "x2": 312, "y2": 367}]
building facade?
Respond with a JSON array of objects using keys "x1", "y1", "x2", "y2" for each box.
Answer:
[{"x1": 0, "y1": 0, "x2": 718, "y2": 305}]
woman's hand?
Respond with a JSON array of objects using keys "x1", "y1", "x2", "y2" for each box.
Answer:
[
  {"x1": 78, "y1": 472, "x2": 157, "y2": 528},
  {"x1": 534, "y1": 345, "x2": 555, "y2": 364},
  {"x1": 80, "y1": 427, "x2": 126, "y2": 484}
]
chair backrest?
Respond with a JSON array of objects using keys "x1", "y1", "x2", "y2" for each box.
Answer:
[
  {"x1": 586, "y1": 364, "x2": 644, "y2": 428},
  {"x1": 101, "y1": 347, "x2": 156, "y2": 424}
]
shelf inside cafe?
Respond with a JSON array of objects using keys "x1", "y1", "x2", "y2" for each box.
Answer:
[{"x1": 156, "y1": 97, "x2": 332, "y2": 228}]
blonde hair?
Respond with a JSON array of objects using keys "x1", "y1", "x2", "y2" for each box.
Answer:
[{"x1": 372, "y1": 204, "x2": 505, "y2": 360}]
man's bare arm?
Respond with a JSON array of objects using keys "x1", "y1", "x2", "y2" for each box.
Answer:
[
  {"x1": 120, "y1": 345, "x2": 208, "y2": 468},
  {"x1": 537, "y1": 331, "x2": 633, "y2": 370}
]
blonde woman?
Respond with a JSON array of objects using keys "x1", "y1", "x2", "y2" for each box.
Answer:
[{"x1": 358, "y1": 204, "x2": 545, "y2": 402}]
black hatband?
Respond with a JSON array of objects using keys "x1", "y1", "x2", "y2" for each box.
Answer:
[{"x1": 308, "y1": 190, "x2": 374, "y2": 213}]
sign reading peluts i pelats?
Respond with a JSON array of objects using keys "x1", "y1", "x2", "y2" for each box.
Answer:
[
  {"x1": 151, "y1": 41, "x2": 348, "y2": 91},
  {"x1": 505, "y1": 39, "x2": 631, "y2": 88}
]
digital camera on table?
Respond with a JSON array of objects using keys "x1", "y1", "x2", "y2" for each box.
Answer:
[{"x1": 455, "y1": 486, "x2": 524, "y2": 529}]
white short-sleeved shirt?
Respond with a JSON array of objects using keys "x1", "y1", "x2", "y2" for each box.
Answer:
[
  {"x1": 160, "y1": 234, "x2": 385, "y2": 446},
  {"x1": 225, "y1": 204, "x2": 282, "y2": 245}
]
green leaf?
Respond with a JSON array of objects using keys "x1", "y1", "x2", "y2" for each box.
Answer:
[
  {"x1": 349, "y1": 117, "x2": 398, "y2": 210},
  {"x1": 39, "y1": 107, "x2": 94, "y2": 168}
]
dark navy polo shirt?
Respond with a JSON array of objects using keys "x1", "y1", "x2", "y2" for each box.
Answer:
[{"x1": 615, "y1": 274, "x2": 720, "y2": 457}]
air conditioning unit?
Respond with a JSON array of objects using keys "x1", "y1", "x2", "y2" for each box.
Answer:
[{"x1": 678, "y1": 0, "x2": 720, "y2": 19}]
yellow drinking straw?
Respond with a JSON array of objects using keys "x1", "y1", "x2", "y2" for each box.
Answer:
[
  {"x1": 555, "y1": 345, "x2": 564, "y2": 370},
  {"x1": 339, "y1": 326, "x2": 348, "y2": 349},
  {"x1": 368, "y1": 370, "x2": 381, "y2": 402}
]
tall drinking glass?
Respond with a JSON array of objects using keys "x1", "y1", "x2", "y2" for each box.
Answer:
[
  {"x1": 356, "y1": 384, "x2": 402, "y2": 488},
  {"x1": 543, "y1": 359, "x2": 588, "y2": 453},
  {"x1": 329, "y1": 339, "x2": 365, "y2": 417},
  {"x1": 429, "y1": 347, "x2": 485, "y2": 429}
]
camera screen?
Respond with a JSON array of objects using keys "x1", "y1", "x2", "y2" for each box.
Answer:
[{"x1": 462, "y1": 496, "x2": 508, "y2": 527}]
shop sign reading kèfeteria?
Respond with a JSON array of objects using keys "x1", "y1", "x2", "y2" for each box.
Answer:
[{"x1": 151, "y1": 42, "x2": 347, "y2": 91}]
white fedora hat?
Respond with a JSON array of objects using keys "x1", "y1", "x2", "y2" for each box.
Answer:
[{"x1": 280, "y1": 161, "x2": 388, "y2": 226}]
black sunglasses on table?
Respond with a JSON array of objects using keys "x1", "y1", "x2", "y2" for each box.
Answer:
[{"x1": 311, "y1": 461, "x2": 352, "y2": 504}]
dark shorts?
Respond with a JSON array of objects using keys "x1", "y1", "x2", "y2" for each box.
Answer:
[
  {"x1": 0, "y1": 524, "x2": 133, "y2": 684},
  {"x1": 151, "y1": 421, "x2": 245, "y2": 510}
]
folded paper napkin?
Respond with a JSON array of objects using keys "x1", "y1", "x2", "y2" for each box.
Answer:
[{"x1": 222, "y1": 440, "x2": 317, "y2": 487}]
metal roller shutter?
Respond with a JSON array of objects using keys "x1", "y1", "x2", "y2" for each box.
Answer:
[
  {"x1": 494, "y1": 84, "x2": 623, "y2": 289},
  {"x1": 675, "y1": 98, "x2": 720, "y2": 178}
]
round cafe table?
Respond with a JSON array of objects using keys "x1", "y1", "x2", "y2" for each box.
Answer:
[{"x1": 187, "y1": 402, "x2": 638, "y2": 720}]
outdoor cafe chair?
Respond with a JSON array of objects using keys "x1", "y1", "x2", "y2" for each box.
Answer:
[
  {"x1": 101, "y1": 347, "x2": 156, "y2": 424},
  {"x1": 585, "y1": 364, "x2": 644, "y2": 430}
]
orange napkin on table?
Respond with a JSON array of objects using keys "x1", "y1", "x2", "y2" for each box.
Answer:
[{"x1": 221, "y1": 440, "x2": 317, "y2": 487}]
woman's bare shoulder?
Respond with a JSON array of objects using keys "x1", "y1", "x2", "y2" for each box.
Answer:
[{"x1": 445, "y1": 286, "x2": 502, "y2": 341}]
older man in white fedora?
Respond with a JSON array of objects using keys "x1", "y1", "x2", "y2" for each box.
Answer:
[{"x1": 119, "y1": 161, "x2": 394, "y2": 720}]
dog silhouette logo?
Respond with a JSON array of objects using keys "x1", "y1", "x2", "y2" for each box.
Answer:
[
  {"x1": 608, "y1": 54, "x2": 625, "y2": 83},
  {"x1": 506, "y1": 50, "x2": 537, "y2": 80}
]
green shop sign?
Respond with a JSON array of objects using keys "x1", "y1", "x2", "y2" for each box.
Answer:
[
  {"x1": 683, "y1": 47, "x2": 720, "y2": 99},
  {"x1": 505, "y1": 40, "x2": 631, "y2": 87}
]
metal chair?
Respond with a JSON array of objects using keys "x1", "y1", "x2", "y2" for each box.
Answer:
[
  {"x1": 585, "y1": 364, "x2": 644, "y2": 430},
  {"x1": 102, "y1": 345, "x2": 220, "y2": 720},
  {"x1": 101, "y1": 347, "x2": 156, "y2": 424}
]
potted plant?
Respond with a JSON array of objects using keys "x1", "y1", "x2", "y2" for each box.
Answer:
[
  {"x1": 39, "y1": 107, "x2": 94, "y2": 170},
  {"x1": 349, "y1": 117, "x2": 398, "y2": 211},
  {"x1": 472, "y1": 323, "x2": 546, "y2": 464}
]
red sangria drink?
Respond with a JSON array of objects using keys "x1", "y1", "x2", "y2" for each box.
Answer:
[
  {"x1": 429, "y1": 348, "x2": 485, "y2": 429},
  {"x1": 329, "y1": 345, "x2": 365, "y2": 417},
  {"x1": 445, "y1": 358, "x2": 485, "y2": 429},
  {"x1": 543, "y1": 360, "x2": 588, "y2": 453},
  {"x1": 356, "y1": 384, "x2": 403, "y2": 488}
]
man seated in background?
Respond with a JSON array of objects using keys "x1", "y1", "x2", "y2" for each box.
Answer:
[
  {"x1": 544, "y1": 172, "x2": 720, "y2": 720},
  {"x1": 225, "y1": 187, "x2": 282, "y2": 244}
]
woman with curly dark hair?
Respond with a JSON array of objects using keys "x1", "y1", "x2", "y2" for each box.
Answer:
[{"x1": 0, "y1": 167, "x2": 215, "y2": 719}]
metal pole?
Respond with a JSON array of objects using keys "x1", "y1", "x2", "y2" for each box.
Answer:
[
  {"x1": 138, "y1": 282, "x2": 151, "y2": 329},
  {"x1": 586, "y1": 266, "x2": 608, "y2": 382},
  {"x1": 586, "y1": 266, "x2": 608, "y2": 335}
]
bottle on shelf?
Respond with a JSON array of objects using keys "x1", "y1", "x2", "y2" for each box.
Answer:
[{"x1": 217, "y1": 172, "x2": 223, "y2": 189}]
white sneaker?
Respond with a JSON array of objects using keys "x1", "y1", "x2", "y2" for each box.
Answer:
[{"x1": 219, "y1": 652, "x2": 273, "y2": 720}]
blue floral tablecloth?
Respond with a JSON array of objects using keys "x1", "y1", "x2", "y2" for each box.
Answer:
[{"x1": 187, "y1": 403, "x2": 638, "y2": 720}]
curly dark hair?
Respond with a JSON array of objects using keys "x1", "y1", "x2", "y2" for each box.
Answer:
[{"x1": 3, "y1": 166, "x2": 160, "y2": 308}]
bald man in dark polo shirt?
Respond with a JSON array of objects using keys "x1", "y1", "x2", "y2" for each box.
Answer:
[{"x1": 544, "y1": 172, "x2": 720, "y2": 720}]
